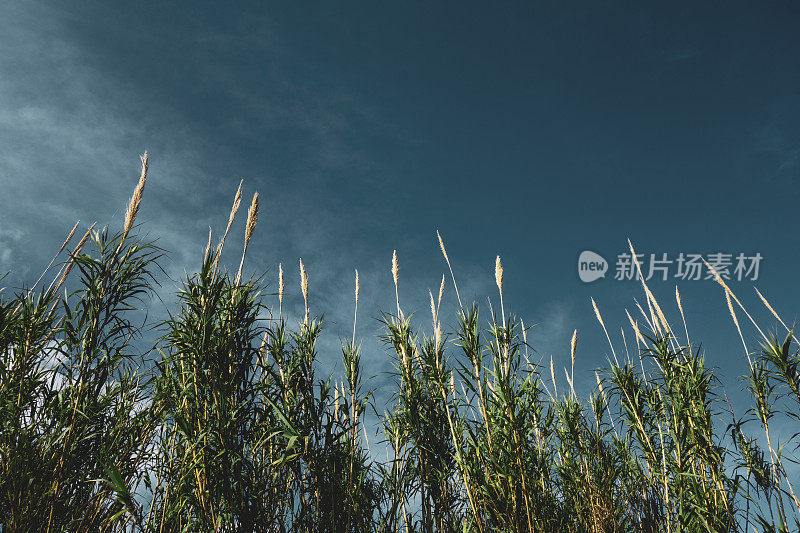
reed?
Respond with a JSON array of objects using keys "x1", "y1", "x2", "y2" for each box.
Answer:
[{"x1": 3, "y1": 154, "x2": 800, "y2": 532}]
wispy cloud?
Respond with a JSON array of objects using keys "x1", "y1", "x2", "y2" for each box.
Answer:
[{"x1": 0, "y1": 2, "x2": 588, "y2": 421}]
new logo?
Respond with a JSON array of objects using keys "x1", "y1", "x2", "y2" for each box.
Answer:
[{"x1": 578, "y1": 251, "x2": 608, "y2": 283}]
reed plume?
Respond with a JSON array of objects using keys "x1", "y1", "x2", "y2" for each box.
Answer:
[
  {"x1": 123, "y1": 152, "x2": 148, "y2": 238},
  {"x1": 392, "y1": 250, "x2": 400, "y2": 318},
  {"x1": 353, "y1": 269, "x2": 360, "y2": 344},
  {"x1": 236, "y1": 192, "x2": 259, "y2": 284},
  {"x1": 278, "y1": 262, "x2": 284, "y2": 318},
  {"x1": 213, "y1": 179, "x2": 243, "y2": 274},
  {"x1": 300, "y1": 258, "x2": 309, "y2": 324},
  {"x1": 437, "y1": 230, "x2": 463, "y2": 311}
]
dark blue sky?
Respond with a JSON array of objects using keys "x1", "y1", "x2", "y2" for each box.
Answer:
[{"x1": 1, "y1": 1, "x2": 799, "y2": 416}]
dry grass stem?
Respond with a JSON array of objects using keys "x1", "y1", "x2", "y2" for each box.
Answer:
[
  {"x1": 213, "y1": 179, "x2": 243, "y2": 274},
  {"x1": 437, "y1": 230, "x2": 463, "y2": 311},
  {"x1": 300, "y1": 258, "x2": 309, "y2": 324},
  {"x1": 30, "y1": 220, "x2": 80, "y2": 294}
]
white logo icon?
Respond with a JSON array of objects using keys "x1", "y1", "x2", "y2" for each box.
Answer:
[{"x1": 578, "y1": 251, "x2": 608, "y2": 283}]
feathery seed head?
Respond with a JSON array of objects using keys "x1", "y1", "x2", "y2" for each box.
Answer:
[
  {"x1": 437, "y1": 230, "x2": 448, "y2": 262},
  {"x1": 259, "y1": 331, "x2": 269, "y2": 359},
  {"x1": 235, "y1": 191, "x2": 259, "y2": 283},
  {"x1": 123, "y1": 152, "x2": 148, "y2": 235},
  {"x1": 495, "y1": 255, "x2": 503, "y2": 293},
  {"x1": 626, "y1": 309, "x2": 646, "y2": 345},
  {"x1": 565, "y1": 368, "x2": 575, "y2": 397},
  {"x1": 300, "y1": 258, "x2": 309, "y2": 322},
  {"x1": 355, "y1": 269, "x2": 360, "y2": 304},
  {"x1": 755, "y1": 287, "x2": 789, "y2": 332},
  {"x1": 392, "y1": 250, "x2": 399, "y2": 287},
  {"x1": 570, "y1": 329, "x2": 578, "y2": 370},
  {"x1": 725, "y1": 289, "x2": 748, "y2": 360},
  {"x1": 57, "y1": 221, "x2": 79, "y2": 258},
  {"x1": 244, "y1": 192, "x2": 259, "y2": 246},
  {"x1": 436, "y1": 230, "x2": 464, "y2": 311},
  {"x1": 278, "y1": 262, "x2": 284, "y2": 307},
  {"x1": 213, "y1": 179, "x2": 244, "y2": 272},
  {"x1": 392, "y1": 250, "x2": 402, "y2": 318},
  {"x1": 591, "y1": 298, "x2": 605, "y2": 329},
  {"x1": 229, "y1": 180, "x2": 243, "y2": 226},
  {"x1": 203, "y1": 227, "x2": 212, "y2": 263},
  {"x1": 726, "y1": 290, "x2": 739, "y2": 329}
]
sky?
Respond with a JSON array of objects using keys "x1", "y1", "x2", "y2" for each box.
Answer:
[{"x1": 1, "y1": 1, "x2": 800, "y2": 430}]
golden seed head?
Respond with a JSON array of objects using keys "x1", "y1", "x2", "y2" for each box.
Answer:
[
  {"x1": 591, "y1": 297, "x2": 605, "y2": 329},
  {"x1": 726, "y1": 290, "x2": 740, "y2": 331},
  {"x1": 213, "y1": 179, "x2": 244, "y2": 273},
  {"x1": 300, "y1": 259, "x2": 308, "y2": 296},
  {"x1": 755, "y1": 287, "x2": 783, "y2": 327},
  {"x1": 437, "y1": 274, "x2": 445, "y2": 309},
  {"x1": 63, "y1": 221, "x2": 79, "y2": 251},
  {"x1": 278, "y1": 263, "x2": 284, "y2": 305},
  {"x1": 495, "y1": 255, "x2": 503, "y2": 292},
  {"x1": 229, "y1": 180, "x2": 243, "y2": 226},
  {"x1": 259, "y1": 331, "x2": 268, "y2": 358},
  {"x1": 702, "y1": 256, "x2": 730, "y2": 295},
  {"x1": 203, "y1": 226, "x2": 212, "y2": 263},
  {"x1": 72, "y1": 225, "x2": 93, "y2": 256},
  {"x1": 437, "y1": 230, "x2": 449, "y2": 262},
  {"x1": 355, "y1": 269, "x2": 360, "y2": 304},
  {"x1": 429, "y1": 290, "x2": 437, "y2": 326},
  {"x1": 300, "y1": 258, "x2": 309, "y2": 321},
  {"x1": 244, "y1": 192, "x2": 259, "y2": 246},
  {"x1": 595, "y1": 371, "x2": 604, "y2": 394},
  {"x1": 391, "y1": 250, "x2": 399, "y2": 287},
  {"x1": 626, "y1": 309, "x2": 646, "y2": 344},
  {"x1": 123, "y1": 152, "x2": 148, "y2": 235},
  {"x1": 570, "y1": 329, "x2": 578, "y2": 370},
  {"x1": 627, "y1": 238, "x2": 645, "y2": 279}
]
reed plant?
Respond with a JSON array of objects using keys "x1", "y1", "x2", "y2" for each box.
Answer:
[{"x1": 3, "y1": 154, "x2": 800, "y2": 532}]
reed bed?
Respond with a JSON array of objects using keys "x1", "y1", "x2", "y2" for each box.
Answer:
[{"x1": 2, "y1": 155, "x2": 800, "y2": 532}]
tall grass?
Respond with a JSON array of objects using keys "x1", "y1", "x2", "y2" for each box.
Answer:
[{"x1": 2, "y1": 154, "x2": 800, "y2": 531}]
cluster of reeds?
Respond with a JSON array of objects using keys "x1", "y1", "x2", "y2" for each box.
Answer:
[{"x1": 2, "y1": 154, "x2": 800, "y2": 532}]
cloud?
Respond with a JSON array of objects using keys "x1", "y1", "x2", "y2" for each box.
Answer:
[
  {"x1": 0, "y1": 2, "x2": 393, "y2": 380},
  {"x1": 0, "y1": 4, "x2": 205, "y2": 291},
  {"x1": 0, "y1": 2, "x2": 578, "y2": 426}
]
